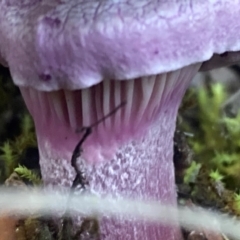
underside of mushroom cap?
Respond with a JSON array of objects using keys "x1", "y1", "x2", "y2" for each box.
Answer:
[
  {"x1": 1, "y1": 0, "x2": 240, "y2": 91},
  {"x1": 200, "y1": 51, "x2": 240, "y2": 71},
  {"x1": 0, "y1": 52, "x2": 7, "y2": 67}
]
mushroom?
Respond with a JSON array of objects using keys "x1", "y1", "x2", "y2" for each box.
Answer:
[{"x1": 1, "y1": 1, "x2": 240, "y2": 240}]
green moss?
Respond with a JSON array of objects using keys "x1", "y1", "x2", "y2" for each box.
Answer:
[
  {"x1": 177, "y1": 82, "x2": 240, "y2": 228},
  {"x1": 179, "y1": 83, "x2": 240, "y2": 190},
  {"x1": 183, "y1": 161, "x2": 201, "y2": 184},
  {"x1": 0, "y1": 141, "x2": 18, "y2": 178},
  {"x1": 14, "y1": 165, "x2": 41, "y2": 186},
  {"x1": 0, "y1": 113, "x2": 36, "y2": 182},
  {"x1": 209, "y1": 169, "x2": 224, "y2": 182}
]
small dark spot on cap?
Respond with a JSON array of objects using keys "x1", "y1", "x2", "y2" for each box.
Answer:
[
  {"x1": 39, "y1": 73, "x2": 52, "y2": 81},
  {"x1": 154, "y1": 50, "x2": 159, "y2": 54},
  {"x1": 44, "y1": 17, "x2": 61, "y2": 28}
]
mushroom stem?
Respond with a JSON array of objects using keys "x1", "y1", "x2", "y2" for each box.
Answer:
[{"x1": 19, "y1": 63, "x2": 200, "y2": 240}]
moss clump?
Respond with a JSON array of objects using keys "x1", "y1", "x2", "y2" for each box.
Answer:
[
  {"x1": 179, "y1": 83, "x2": 240, "y2": 190},
  {"x1": 14, "y1": 165, "x2": 41, "y2": 186},
  {"x1": 176, "y1": 82, "x2": 240, "y2": 239},
  {"x1": 0, "y1": 113, "x2": 36, "y2": 183}
]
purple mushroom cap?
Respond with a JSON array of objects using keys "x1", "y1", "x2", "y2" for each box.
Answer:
[
  {"x1": 1, "y1": 1, "x2": 240, "y2": 90},
  {"x1": 1, "y1": 1, "x2": 240, "y2": 240}
]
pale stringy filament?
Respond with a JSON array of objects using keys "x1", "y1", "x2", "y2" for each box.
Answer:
[{"x1": 0, "y1": 188, "x2": 239, "y2": 239}]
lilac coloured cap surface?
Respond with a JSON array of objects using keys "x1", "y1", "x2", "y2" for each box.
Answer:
[{"x1": 1, "y1": 0, "x2": 240, "y2": 91}]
